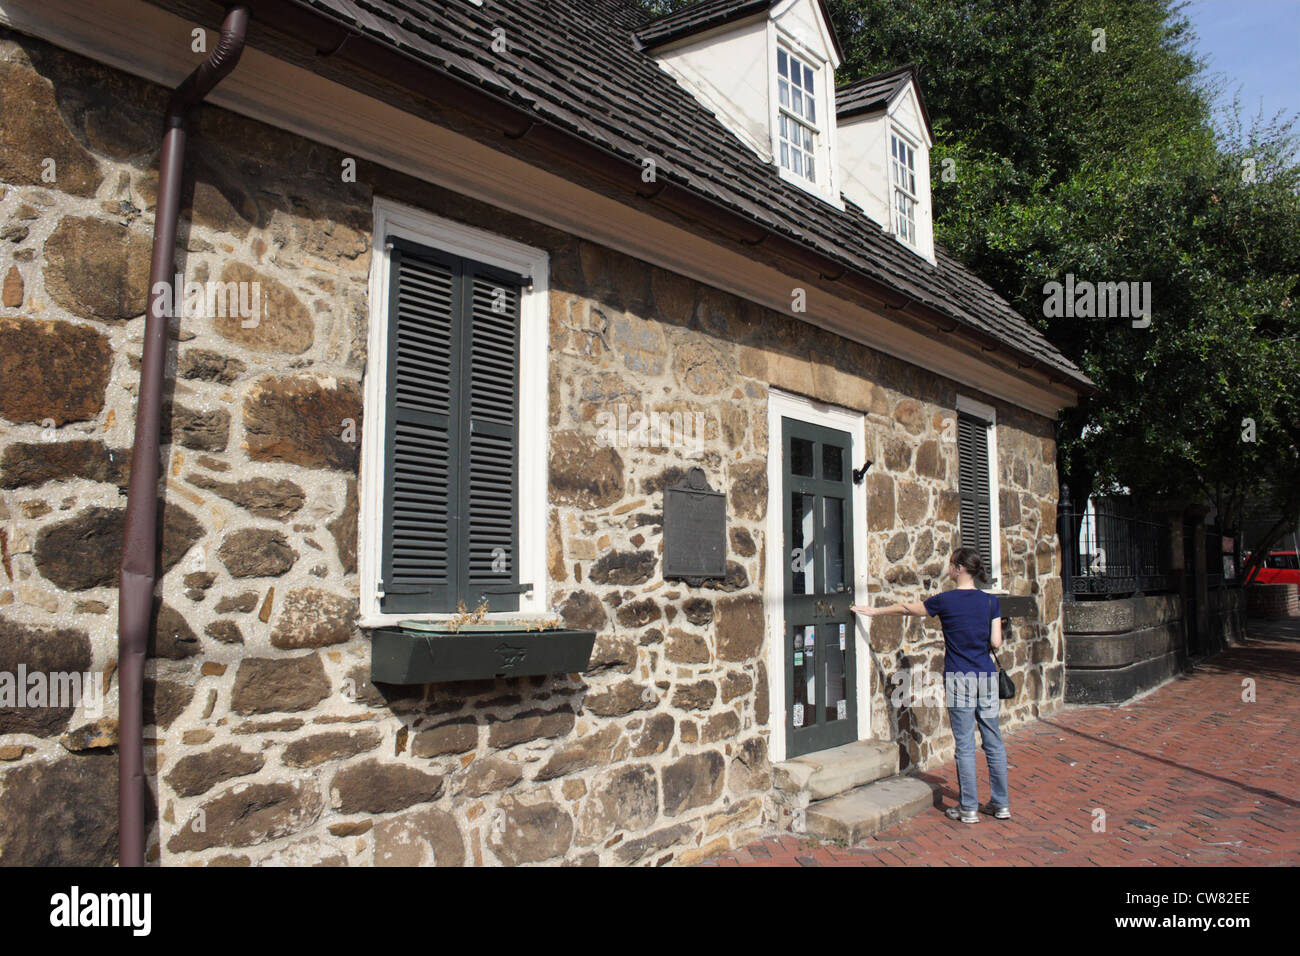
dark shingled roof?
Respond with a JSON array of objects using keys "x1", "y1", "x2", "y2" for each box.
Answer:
[
  {"x1": 634, "y1": 0, "x2": 770, "y2": 50},
  {"x1": 634, "y1": 0, "x2": 844, "y2": 62},
  {"x1": 836, "y1": 63, "x2": 933, "y2": 140},
  {"x1": 268, "y1": 0, "x2": 1091, "y2": 392}
]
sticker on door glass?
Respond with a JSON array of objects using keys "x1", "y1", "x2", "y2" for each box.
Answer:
[
  {"x1": 793, "y1": 651, "x2": 803, "y2": 666},
  {"x1": 799, "y1": 627, "x2": 816, "y2": 717},
  {"x1": 839, "y1": 623, "x2": 846, "y2": 651},
  {"x1": 792, "y1": 703, "x2": 804, "y2": 727},
  {"x1": 836, "y1": 699, "x2": 847, "y2": 720}
]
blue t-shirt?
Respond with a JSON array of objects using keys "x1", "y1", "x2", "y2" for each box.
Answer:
[{"x1": 923, "y1": 588, "x2": 1000, "y2": 674}]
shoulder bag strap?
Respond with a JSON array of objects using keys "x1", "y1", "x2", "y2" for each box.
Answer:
[{"x1": 987, "y1": 591, "x2": 1001, "y2": 670}]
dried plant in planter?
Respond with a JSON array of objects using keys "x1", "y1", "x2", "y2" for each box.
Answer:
[
  {"x1": 445, "y1": 597, "x2": 490, "y2": 633},
  {"x1": 520, "y1": 616, "x2": 564, "y2": 631},
  {"x1": 407, "y1": 600, "x2": 567, "y2": 634}
]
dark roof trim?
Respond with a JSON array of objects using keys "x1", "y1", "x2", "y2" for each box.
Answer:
[
  {"x1": 197, "y1": 0, "x2": 1091, "y2": 397},
  {"x1": 836, "y1": 64, "x2": 934, "y2": 141},
  {"x1": 635, "y1": 0, "x2": 769, "y2": 49},
  {"x1": 835, "y1": 64, "x2": 911, "y2": 116},
  {"x1": 636, "y1": 0, "x2": 845, "y2": 64}
]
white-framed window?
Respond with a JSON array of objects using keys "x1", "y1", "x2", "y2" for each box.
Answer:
[
  {"x1": 776, "y1": 43, "x2": 819, "y2": 184},
  {"x1": 954, "y1": 395, "x2": 1002, "y2": 590},
  {"x1": 358, "y1": 197, "x2": 550, "y2": 627},
  {"x1": 890, "y1": 127, "x2": 918, "y2": 247}
]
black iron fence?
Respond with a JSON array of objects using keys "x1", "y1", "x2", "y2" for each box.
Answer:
[{"x1": 1060, "y1": 493, "x2": 1177, "y2": 598}]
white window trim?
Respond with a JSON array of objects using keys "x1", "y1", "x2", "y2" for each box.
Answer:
[
  {"x1": 765, "y1": 388, "x2": 870, "y2": 763},
  {"x1": 881, "y1": 90, "x2": 936, "y2": 264},
  {"x1": 358, "y1": 196, "x2": 550, "y2": 628},
  {"x1": 889, "y1": 124, "x2": 919, "y2": 247},
  {"x1": 766, "y1": 22, "x2": 844, "y2": 210},
  {"x1": 955, "y1": 394, "x2": 1002, "y2": 591},
  {"x1": 775, "y1": 43, "x2": 820, "y2": 183}
]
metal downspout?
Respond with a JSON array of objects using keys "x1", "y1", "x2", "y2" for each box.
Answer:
[{"x1": 117, "y1": 4, "x2": 250, "y2": 868}]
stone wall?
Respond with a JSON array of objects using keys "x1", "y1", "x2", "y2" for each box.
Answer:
[
  {"x1": 1245, "y1": 583, "x2": 1299, "y2": 619},
  {"x1": 0, "y1": 28, "x2": 1064, "y2": 866},
  {"x1": 1063, "y1": 594, "x2": 1185, "y2": 704},
  {"x1": 1204, "y1": 585, "x2": 1246, "y2": 650},
  {"x1": 1063, "y1": 585, "x2": 1246, "y2": 703}
]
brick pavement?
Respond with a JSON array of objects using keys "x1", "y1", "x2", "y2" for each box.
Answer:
[{"x1": 699, "y1": 617, "x2": 1300, "y2": 866}]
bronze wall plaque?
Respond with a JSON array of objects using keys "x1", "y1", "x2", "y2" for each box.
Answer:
[{"x1": 663, "y1": 467, "x2": 726, "y2": 585}]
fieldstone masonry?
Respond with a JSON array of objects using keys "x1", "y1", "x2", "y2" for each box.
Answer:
[{"x1": 0, "y1": 29, "x2": 1063, "y2": 866}]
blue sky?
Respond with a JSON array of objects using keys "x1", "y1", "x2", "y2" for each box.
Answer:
[{"x1": 1182, "y1": 0, "x2": 1300, "y2": 129}]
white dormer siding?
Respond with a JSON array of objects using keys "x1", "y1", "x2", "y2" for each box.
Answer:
[
  {"x1": 653, "y1": 13, "x2": 774, "y2": 162},
  {"x1": 836, "y1": 115, "x2": 889, "y2": 227},
  {"x1": 648, "y1": 0, "x2": 844, "y2": 208},
  {"x1": 836, "y1": 72, "x2": 936, "y2": 263}
]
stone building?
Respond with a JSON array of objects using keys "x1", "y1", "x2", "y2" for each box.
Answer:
[{"x1": 0, "y1": 0, "x2": 1093, "y2": 865}]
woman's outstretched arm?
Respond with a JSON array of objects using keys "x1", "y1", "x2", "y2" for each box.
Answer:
[{"x1": 850, "y1": 600, "x2": 929, "y2": 617}]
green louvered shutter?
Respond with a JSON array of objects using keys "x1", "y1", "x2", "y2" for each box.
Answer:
[
  {"x1": 460, "y1": 264, "x2": 524, "y2": 612},
  {"x1": 379, "y1": 238, "x2": 527, "y2": 614},
  {"x1": 380, "y1": 241, "x2": 460, "y2": 613},
  {"x1": 957, "y1": 411, "x2": 993, "y2": 574}
]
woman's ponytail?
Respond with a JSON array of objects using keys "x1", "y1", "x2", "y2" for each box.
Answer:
[{"x1": 950, "y1": 546, "x2": 988, "y2": 583}]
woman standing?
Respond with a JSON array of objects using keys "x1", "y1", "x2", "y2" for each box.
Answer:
[{"x1": 850, "y1": 547, "x2": 1010, "y2": 824}]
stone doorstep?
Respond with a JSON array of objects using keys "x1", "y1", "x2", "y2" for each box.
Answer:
[
  {"x1": 801, "y1": 776, "x2": 942, "y2": 846},
  {"x1": 771, "y1": 738, "x2": 899, "y2": 802}
]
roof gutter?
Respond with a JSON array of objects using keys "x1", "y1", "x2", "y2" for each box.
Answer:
[{"x1": 117, "y1": 2, "x2": 249, "y2": 868}]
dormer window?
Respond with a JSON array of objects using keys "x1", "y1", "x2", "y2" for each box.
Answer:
[
  {"x1": 637, "y1": 0, "x2": 845, "y2": 206},
  {"x1": 777, "y1": 45, "x2": 818, "y2": 183},
  {"x1": 890, "y1": 128, "x2": 918, "y2": 246},
  {"x1": 835, "y1": 66, "x2": 936, "y2": 262}
]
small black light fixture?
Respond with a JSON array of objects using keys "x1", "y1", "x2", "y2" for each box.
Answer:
[{"x1": 852, "y1": 460, "x2": 873, "y2": 484}]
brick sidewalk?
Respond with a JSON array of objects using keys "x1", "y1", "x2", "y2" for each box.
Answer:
[{"x1": 699, "y1": 618, "x2": 1300, "y2": 866}]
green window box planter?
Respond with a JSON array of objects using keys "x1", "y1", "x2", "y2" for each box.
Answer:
[{"x1": 369, "y1": 624, "x2": 597, "y2": 684}]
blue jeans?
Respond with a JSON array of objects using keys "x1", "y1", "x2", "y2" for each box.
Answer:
[{"x1": 944, "y1": 672, "x2": 1009, "y2": 811}]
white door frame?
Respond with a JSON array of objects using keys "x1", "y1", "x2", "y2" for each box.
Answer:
[{"x1": 764, "y1": 388, "x2": 870, "y2": 763}]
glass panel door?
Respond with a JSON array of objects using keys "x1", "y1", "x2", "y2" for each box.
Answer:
[{"x1": 782, "y1": 416, "x2": 857, "y2": 757}]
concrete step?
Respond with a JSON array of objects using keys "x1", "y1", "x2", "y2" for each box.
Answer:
[
  {"x1": 801, "y1": 775, "x2": 941, "y2": 844},
  {"x1": 772, "y1": 739, "x2": 899, "y2": 802}
]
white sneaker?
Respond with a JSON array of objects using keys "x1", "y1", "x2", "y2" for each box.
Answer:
[
  {"x1": 980, "y1": 802, "x2": 1011, "y2": 819},
  {"x1": 946, "y1": 806, "x2": 979, "y2": 824}
]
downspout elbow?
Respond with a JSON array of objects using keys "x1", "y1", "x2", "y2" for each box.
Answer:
[{"x1": 167, "y1": 7, "x2": 251, "y2": 122}]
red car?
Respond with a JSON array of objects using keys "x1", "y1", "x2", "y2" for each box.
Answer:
[{"x1": 1244, "y1": 551, "x2": 1300, "y2": 585}]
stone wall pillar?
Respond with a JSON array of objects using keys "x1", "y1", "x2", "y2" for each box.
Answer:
[
  {"x1": 1063, "y1": 594, "x2": 1185, "y2": 703},
  {"x1": 1183, "y1": 503, "x2": 1210, "y2": 657}
]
